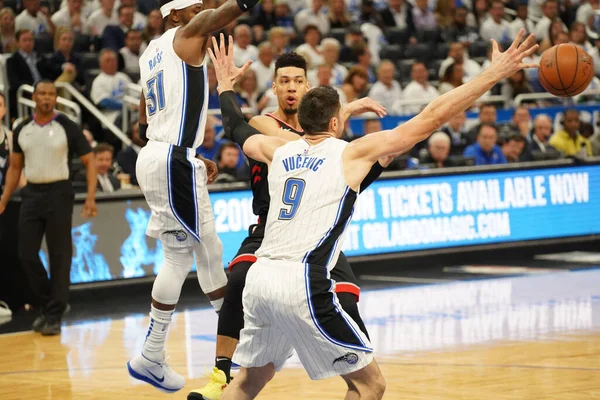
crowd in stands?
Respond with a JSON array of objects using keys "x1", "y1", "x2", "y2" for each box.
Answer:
[{"x1": 1, "y1": 0, "x2": 600, "y2": 192}]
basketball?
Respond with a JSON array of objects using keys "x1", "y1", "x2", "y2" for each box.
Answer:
[{"x1": 538, "y1": 43, "x2": 594, "y2": 97}]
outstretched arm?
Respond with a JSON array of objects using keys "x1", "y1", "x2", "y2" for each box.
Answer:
[{"x1": 243, "y1": 135, "x2": 287, "y2": 166}]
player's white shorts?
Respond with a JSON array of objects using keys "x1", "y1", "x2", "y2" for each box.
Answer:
[
  {"x1": 233, "y1": 258, "x2": 373, "y2": 380},
  {"x1": 136, "y1": 140, "x2": 215, "y2": 248}
]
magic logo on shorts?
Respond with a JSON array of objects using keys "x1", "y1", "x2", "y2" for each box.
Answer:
[
  {"x1": 333, "y1": 352, "x2": 359, "y2": 366},
  {"x1": 164, "y1": 230, "x2": 188, "y2": 242}
]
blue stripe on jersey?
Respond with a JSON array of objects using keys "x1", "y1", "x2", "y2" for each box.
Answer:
[{"x1": 176, "y1": 62, "x2": 188, "y2": 146}]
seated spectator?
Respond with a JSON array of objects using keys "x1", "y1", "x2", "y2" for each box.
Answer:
[
  {"x1": 39, "y1": 28, "x2": 84, "y2": 88},
  {"x1": 296, "y1": 25, "x2": 324, "y2": 68},
  {"x1": 501, "y1": 134, "x2": 526, "y2": 163},
  {"x1": 252, "y1": 0, "x2": 276, "y2": 42},
  {"x1": 467, "y1": 103, "x2": 497, "y2": 144},
  {"x1": 15, "y1": 0, "x2": 53, "y2": 34},
  {"x1": 51, "y1": 0, "x2": 87, "y2": 34},
  {"x1": 7, "y1": 30, "x2": 41, "y2": 117},
  {"x1": 115, "y1": 121, "x2": 145, "y2": 186},
  {"x1": 356, "y1": 0, "x2": 386, "y2": 30},
  {"x1": 508, "y1": 3, "x2": 535, "y2": 41},
  {"x1": 534, "y1": 0, "x2": 567, "y2": 42},
  {"x1": 363, "y1": 118, "x2": 382, "y2": 134},
  {"x1": 268, "y1": 27, "x2": 292, "y2": 57},
  {"x1": 354, "y1": 43, "x2": 376, "y2": 83},
  {"x1": 273, "y1": 0, "x2": 295, "y2": 37},
  {"x1": 479, "y1": 0, "x2": 510, "y2": 43},
  {"x1": 319, "y1": 38, "x2": 348, "y2": 87},
  {"x1": 121, "y1": 0, "x2": 147, "y2": 30},
  {"x1": 295, "y1": 0, "x2": 329, "y2": 36},
  {"x1": 412, "y1": 0, "x2": 437, "y2": 30},
  {"x1": 367, "y1": 60, "x2": 401, "y2": 112},
  {"x1": 539, "y1": 20, "x2": 570, "y2": 53},
  {"x1": 143, "y1": 9, "x2": 164, "y2": 42},
  {"x1": 207, "y1": 63, "x2": 220, "y2": 109},
  {"x1": 314, "y1": 65, "x2": 348, "y2": 103},
  {"x1": 0, "y1": 8, "x2": 17, "y2": 53},
  {"x1": 342, "y1": 66, "x2": 369, "y2": 102},
  {"x1": 85, "y1": 0, "x2": 117, "y2": 37},
  {"x1": 420, "y1": 131, "x2": 452, "y2": 168},
  {"x1": 570, "y1": 21, "x2": 596, "y2": 54},
  {"x1": 102, "y1": 5, "x2": 134, "y2": 51},
  {"x1": 339, "y1": 24, "x2": 366, "y2": 63},
  {"x1": 394, "y1": 61, "x2": 439, "y2": 115},
  {"x1": 197, "y1": 116, "x2": 226, "y2": 161},
  {"x1": 442, "y1": 6, "x2": 480, "y2": 45},
  {"x1": 90, "y1": 49, "x2": 132, "y2": 126},
  {"x1": 214, "y1": 141, "x2": 249, "y2": 183},
  {"x1": 469, "y1": 0, "x2": 489, "y2": 28},
  {"x1": 439, "y1": 42, "x2": 482, "y2": 82},
  {"x1": 438, "y1": 61, "x2": 464, "y2": 95},
  {"x1": 329, "y1": 0, "x2": 352, "y2": 29},
  {"x1": 381, "y1": 0, "x2": 416, "y2": 41},
  {"x1": 522, "y1": 114, "x2": 560, "y2": 161},
  {"x1": 549, "y1": 109, "x2": 593, "y2": 157},
  {"x1": 441, "y1": 111, "x2": 470, "y2": 155},
  {"x1": 499, "y1": 106, "x2": 532, "y2": 143},
  {"x1": 501, "y1": 70, "x2": 533, "y2": 106},
  {"x1": 89, "y1": 143, "x2": 121, "y2": 192},
  {"x1": 463, "y1": 123, "x2": 507, "y2": 165},
  {"x1": 434, "y1": 0, "x2": 455, "y2": 29},
  {"x1": 236, "y1": 69, "x2": 261, "y2": 112},
  {"x1": 232, "y1": 24, "x2": 258, "y2": 68},
  {"x1": 250, "y1": 42, "x2": 275, "y2": 92},
  {"x1": 119, "y1": 29, "x2": 143, "y2": 72}
]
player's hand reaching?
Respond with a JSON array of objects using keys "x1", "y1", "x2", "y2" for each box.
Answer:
[
  {"x1": 489, "y1": 28, "x2": 539, "y2": 80},
  {"x1": 344, "y1": 97, "x2": 387, "y2": 119},
  {"x1": 208, "y1": 33, "x2": 253, "y2": 94},
  {"x1": 197, "y1": 155, "x2": 219, "y2": 184}
]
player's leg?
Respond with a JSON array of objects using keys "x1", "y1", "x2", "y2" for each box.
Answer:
[
  {"x1": 341, "y1": 360, "x2": 386, "y2": 400},
  {"x1": 331, "y1": 252, "x2": 369, "y2": 339},
  {"x1": 220, "y1": 365, "x2": 275, "y2": 400}
]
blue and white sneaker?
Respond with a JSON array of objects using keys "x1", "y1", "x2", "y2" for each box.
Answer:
[{"x1": 127, "y1": 353, "x2": 185, "y2": 393}]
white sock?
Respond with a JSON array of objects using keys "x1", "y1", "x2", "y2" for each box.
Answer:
[
  {"x1": 142, "y1": 305, "x2": 174, "y2": 362},
  {"x1": 210, "y1": 298, "x2": 224, "y2": 314}
]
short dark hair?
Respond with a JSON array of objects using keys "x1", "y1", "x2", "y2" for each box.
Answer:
[
  {"x1": 480, "y1": 103, "x2": 497, "y2": 112},
  {"x1": 16, "y1": 29, "x2": 32, "y2": 41},
  {"x1": 126, "y1": 29, "x2": 142, "y2": 38},
  {"x1": 217, "y1": 141, "x2": 239, "y2": 161},
  {"x1": 118, "y1": 4, "x2": 134, "y2": 15},
  {"x1": 93, "y1": 142, "x2": 114, "y2": 155},
  {"x1": 505, "y1": 133, "x2": 526, "y2": 144},
  {"x1": 33, "y1": 79, "x2": 55, "y2": 92},
  {"x1": 564, "y1": 108, "x2": 579, "y2": 118},
  {"x1": 274, "y1": 52, "x2": 307, "y2": 78},
  {"x1": 303, "y1": 24, "x2": 320, "y2": 36},
  {"x1": 298, "y1": 86, "x2": 341, "y2": 135},
  {"x1": 477, "y1": 122, "x2": 497, "y2": 136}
]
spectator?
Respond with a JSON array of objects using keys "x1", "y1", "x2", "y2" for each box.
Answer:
[
  {"x1": 468, "y1": 0, "x2": 489, "y2": 28},
  {"x1": 232, "y1": 24, "x2": 258, "y2": 68},
  {"x1": 509, "y1": 3, "x2": 535, "y2": 40},
  {"x1": 102, "y1": 5, "x2": 134, "y2": 51},
  {"x1": 115, "y1": 121, "x2": 145, "y2": 186},
  {"x1": 500, "y1": 70, "x2": 533, "y2": 106},
  {"x1": 354, "y1": 44, "x2": 376, "y2": 82},
  {"x1": 367, "y1": 60, "x2": 401, "y2": 112},
  {"x1": 143, "y1": 9, "x2": 163, "y2": 42},
  {"x1": 315, "y1": 65, "x2": 348, "y2": 103},
  {"x1": 339, "y1": 24, "x2": 365, "y2": 63},
  {"x1": 273, "y1": 0, "x2": 295, "y2": 36},
  {"x1": 434, "y1": 0, "x2": 455, "y2": 29},
  {"x1": 412, "y1": 0, "x2": 437, "y2": 30},
  {"x1": 418, "y1": 132, "x2": 452, "y2": 167},
  {"x1": 342, "y1": 66, "x2": 369, "y2": 102},
  {"x1": 534, "y1": 0, "x2": 567, "y2": 41},
  {"x1": 236, "y1": 69, "x2": 261, "y2": 112},
  {"x1": 120, "y1": 0, "x2": 147, "y2": 30},
  {"x1": 207, "y1": 63, "x2": 220, "y2": 109},
  {"x1": 38, "y1": 28, "x2": 84, "y2": 87},
  {"x1": 479, "y1": 0, "x2": 510, "y2": 43},
  {"x1": 296, "y1": 25, "x2": 323, "y2": 68},
  {"x1": 442, "y1": 6, "x2": 480, "y2": 45},
  {"x1": 252, "y1": 0, "x2": 276, "y2": 42},
  {"x1": 528, "y1": 0, "x2": 545, "y2": 21},
  {"x1": 395, "y1": 61, "x2": 439, "y2": 115},
  {"x1": 90, "y1": 49, "x2": 132, "y2": 125},
  {"x1": 0, "y1": 8, "x2": 17, "y2": 53},
  {"x1": 441, "y1": 111, "x2": 470, "y2": 154},
  {"x1": 356, "y1": 0, "x2": 386, "y2": 30},
  {"x1": 438, "y1": 61, "x2": 464, "y2": 95},
  {"x1": 501, "y1": 134, "x2": 526, "y2": 163},
  {"x1": 381, "y1": 0, "x2": 416, "y2": 40},
  {"x1": 329, "y1": 0, "x2": 352, "y2": 29},
  {"x1": 85, "y1": 0, "x2": 117, "y2": 37},
  {"x1": 539, "y1": 19, "x2": 570, "y2": 52},
  {"x1": 15, "y1": 0, "x2": 53, "y2": 34},
  {"x1": 465, "y1": 103, "x2": 496, "y2": 144},
  {"x1": 463, "y1": 123, "x2": 507, "y2": 165},
  {"x1": 522, "y1": 114, "x2": 559, "y2": 160},
  {"x1": 549, "y1": 109, "x2": 593, "y2": 157},
  {"x1": 500, "y1": 106, "x2": 532, "y2": 142},
  {"x1": 215, "y1": 142, "x2": 248, "y2": 183},
  {"x1": 295, "y1": 0, "x2": 330, "y2": 36},
  {"x1": 196, "y1": 116, "x2": 226, "y2": 161},
  {"x1": 268, "y1": 27, "x2": 291, "y2": 57},
  {"x1": 317, "y1": 38, "x2": 348, "y2": 87},
  {"x1": 119, "y1": 29, "x2": 143, "y2": 72},
  {"x1": 439, "y1": 42, "x2": 482, "y2": 82},
  {"x1": 363, "y1": 118, "x2": 382, "y2": 134},
  {"x1": 250, "y1": 42, "x2": 275, "y2": 92},
  {"x1": 570, "y1": 21, "x2": 595, "y2": 53},
  {"x1": 7, "y1": 30, "x2": 41, "y2": 117},
  {"x1": 76, "y1": 143, "x2": 121, "y2": 192},
  {"x1": 51, "y1": 0, "x2": 87, "y2": 34}
]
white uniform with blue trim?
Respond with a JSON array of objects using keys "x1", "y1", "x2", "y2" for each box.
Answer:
[{"x1": 233, "y1": 138, "x2": 373, "y2": 380}]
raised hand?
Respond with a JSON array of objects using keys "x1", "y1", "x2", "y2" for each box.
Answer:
[
  {"x1": 489, "y1": 29, "x2": 539, "y2": 80},
  {"x1": 208, "y1": 33, "x2": 253, "y2": 94},
  {"x1": 345, "y1": 97, "x2": 387, "y2": 118}
]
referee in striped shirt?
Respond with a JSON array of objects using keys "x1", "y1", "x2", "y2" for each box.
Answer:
[{"x1": 0, "y1": 80, "x2": 98, "y2": 336}]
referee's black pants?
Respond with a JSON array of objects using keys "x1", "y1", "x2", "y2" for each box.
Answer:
[{"x1": 18, "y1": 181, "x2": 74, "y2": 320}]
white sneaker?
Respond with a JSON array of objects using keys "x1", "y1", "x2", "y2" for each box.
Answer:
[
  {"x1": 0, "y1": 301, "x2": 12, "y2": 320},
  {"x1": 127, "y1": 353, "x2": 185, "y2": 393}
]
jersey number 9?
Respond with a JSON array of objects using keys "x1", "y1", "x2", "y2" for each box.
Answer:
[
  {"x1": 146, "y1": 70, "x2": 166, "y2": 116},
  {"x1": 278, "y1": 178, "x2": 306, "y2": 220}
]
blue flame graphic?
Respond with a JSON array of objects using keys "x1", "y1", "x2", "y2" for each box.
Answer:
[
  {"x1": 120, "y1": 207, "x2": 163, "y2": 278},
  {"x1": 71, "y1": 223, "x2": 112, "y2": 283}
]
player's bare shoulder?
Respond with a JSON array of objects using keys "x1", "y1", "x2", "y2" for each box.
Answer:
[{"x1": 249, "y1": 114, "x2": 280, "y2": 135}]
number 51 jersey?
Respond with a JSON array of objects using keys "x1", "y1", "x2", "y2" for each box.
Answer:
[
  {"x1": 139, "y1": 27, "x2": 209, "y2": 149},
  {"x1": 256, "y1": 137, "x2": 357, "y2": 271}
]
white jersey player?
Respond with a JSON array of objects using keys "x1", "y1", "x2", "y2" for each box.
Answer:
[
  {"x1": 127, "y1": 0, "x2": 261, "y2": 393},
  {"x1": 208, "y1": 30, "x2": 540, "y2": 399}
]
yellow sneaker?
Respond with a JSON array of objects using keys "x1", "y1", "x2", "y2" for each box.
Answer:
[{"x1": 187, "y1": 368, "x2": 228, "y2": 400}]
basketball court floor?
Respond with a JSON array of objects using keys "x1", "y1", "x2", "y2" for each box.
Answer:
[{"x1": 1, "y1": 252, "x2": 600, "y2": 399}]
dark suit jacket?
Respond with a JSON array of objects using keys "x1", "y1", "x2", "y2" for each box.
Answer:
[
  {"x1": 38, "y1": 51, "x2": 85, "y2": 87},
  {"x1": 6, "y1": 51, "x2": 38, "y2": 119},
  {"x1": 74, "y1": 170, "x2": 121, "y2": 192},
  {"x1": 381, "y1": 5, "x2": 416, "y2": 36},
  {"x1": 102, "y1": 25, "x2": 126, "y2": 52},
  {"x1": 521, "y1": 138, "x2": 560, "y2": 161}
]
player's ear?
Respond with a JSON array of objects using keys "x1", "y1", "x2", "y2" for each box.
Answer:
[
  {"x1": 170, "y1": 9, "x2": 180, "y2": 23},
  {"x1": 271, "y1": 80, "x2": 276, "y2": 95},
  {"x1": 329, "y1": 116, "x2": 338, "y2": 134}
]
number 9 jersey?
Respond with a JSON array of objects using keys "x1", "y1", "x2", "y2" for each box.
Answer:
[
  {"x1": 139, "y1": 27, "x2": 209, "y2": 149},
  {"x1": 256, "y1": 137, "x2": 356, "y2": 271}
]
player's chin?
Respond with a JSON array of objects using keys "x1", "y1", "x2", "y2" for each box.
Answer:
[{"x1": 283, "y1": 107, "x2": 298, "y2": 115}]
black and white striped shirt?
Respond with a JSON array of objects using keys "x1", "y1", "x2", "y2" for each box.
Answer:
[{"x1": 13, "y1": 114, "x2": 91, "y2": 184}]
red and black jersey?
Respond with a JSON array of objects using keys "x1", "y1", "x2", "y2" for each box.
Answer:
[{"x1": 249, "y1": 113, "x2": 303, "y2": 222}]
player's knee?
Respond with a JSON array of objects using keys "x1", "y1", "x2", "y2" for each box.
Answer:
[
  {"x1": 194, "y1": 230, "x2": 227, "y2": 293},
  {"x1": 152, "y1": 245, "x2": 194, "y2": 304},
  {"x1": 373, "y1": 373, "x2": 386, "y2": 399},
  {"x1": 226, "y1": 262, "x2": 251, "y2": 304}
]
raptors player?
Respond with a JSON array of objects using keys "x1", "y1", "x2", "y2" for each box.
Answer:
[
  {"x1": 189, "y1": 52, "x2": 389, "y2": 400},
  {"x1": 127, "y1": 0, "x2": 260, "y2": 393},
  {"x1": 210, "y1": 31, "x2": 538, "y2": 399}
]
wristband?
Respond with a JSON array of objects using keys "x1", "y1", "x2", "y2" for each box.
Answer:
[{"x1": 236, "y1": 0, "x2": 259, "y2": 11}]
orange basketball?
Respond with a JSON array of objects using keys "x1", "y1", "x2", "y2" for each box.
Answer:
[{"x1": 538, "y1": 43, "x2": 594, "y2": 97}]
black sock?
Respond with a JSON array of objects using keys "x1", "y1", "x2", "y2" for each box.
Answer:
[{"x1": 215, "y1": 357, "x2": 232, "y2": 383}]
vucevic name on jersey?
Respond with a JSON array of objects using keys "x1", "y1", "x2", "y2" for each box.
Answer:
[{"x1": 249, "y1": 114, "x2": 303, "y2": 222}]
